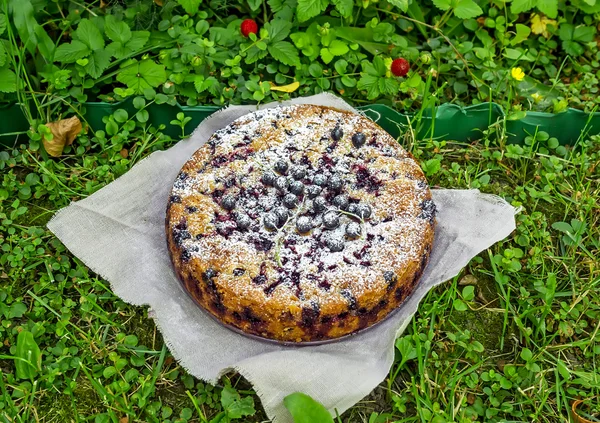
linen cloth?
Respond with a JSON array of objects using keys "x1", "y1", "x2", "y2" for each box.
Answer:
[{"x1": 48, "y1": 93, "x2": 517, "y2": 422}]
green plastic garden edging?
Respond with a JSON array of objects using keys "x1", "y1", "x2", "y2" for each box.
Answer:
[
  {"x1": 1, "y1": 100, "x2": 599, "y2": 148},
  {"x1": 0, "y1": 103, "x2": 32, "y2": 147}
]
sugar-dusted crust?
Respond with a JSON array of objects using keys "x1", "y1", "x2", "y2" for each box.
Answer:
[{"x1": 166, "y1": 105, "x2": 436, "y2": 343}]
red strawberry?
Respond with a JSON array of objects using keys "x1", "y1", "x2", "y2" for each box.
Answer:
[
  {"x1": 391, "y1": 58, "x2": 410, "y2": 77},
  {"x1": 241, "y1": 19, "x2": 258, "y2": 37}
]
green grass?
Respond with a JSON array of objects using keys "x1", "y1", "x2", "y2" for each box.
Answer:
[{"x1": 1, "y1": 109, "x2": 599, "y2": 423}]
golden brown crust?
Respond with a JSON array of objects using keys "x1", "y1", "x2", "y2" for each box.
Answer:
[{"x1": 166, "y1": 105, "x2": 436, "y2": 342}]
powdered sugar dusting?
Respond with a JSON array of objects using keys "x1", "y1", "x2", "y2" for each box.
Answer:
[{"x1": 168, "y1": 105, "x2": 434, "y2": 312}]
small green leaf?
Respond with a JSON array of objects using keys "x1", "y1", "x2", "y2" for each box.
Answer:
[
  {"x1": 503, "y1": 48, "x2": 535, "y2": 62},
  {"x1": 136, "y1": 110, "x2": 149, "y2": 123},
  {"x1": 357, "y1": 74, "x2": 380, "y2": 100},
  {"x1": 297, "y1": 0, "x2": 329, "y2": 22},
  {"x1": 94, "y1": 414, "x2": 110, "y2": 423},
  {"x1": 196, "y1": 20, "x2": 209, "y2": 35},
  {"x1": 127, "y1": 31, "x2": 150, "y2": 51},
  {"x1": 0, "y1": 14, "x2": 6, "y2": 36},
  {"x1": 511, "y1": 24, "x2": 531, "y2": 45},
  {"x1": 54, "y1": 40, "x2": 90, "y2": 63},
  {"x1": 547, "y1": 137, "x2": 559, "y2": 149},
  {"x1": 133, "y1": 97, "x2": 146, "y2": 109},
  {"x1": 0, "y1": 66, "x2": 17, "y2": 93},
  {"x1": 320, "y1": 48, "x2": 334, "y2": 64},
  {"x1": 331, "y1": 0, "x2": 353, "y2": 17},
  {"x1": 75, "y1": 19, "x2": 105, "y2": 50},
  {"x1": 558, "y1": 24, "x2": 574, "y2": 41},
  {"x1": 471, "y1": 341, "x2": 484, "y2": 353},
  {"x1": 453, "y1": 0, "x2": 483, "y2": 19},
  {"x1": 114, "y1": 109, "x2": 129, "y2": 123},
  {"x1": 334, "y1": 59, "x2": 347, "y2": 75},
  {"x1": 573, "y1": 25, "x2": 596, "y2": 42},
  {"x1": 105, "y1": 15, "x2": 131, "y2": 44},
  {"x1": 510, "y1": 0, "x2": 536, "y2": 14},
  {"x1": 180, "y1": 408, "x2": 193, "y2": 420},
  {"x1": 117, "y1": 60, "x2": 167, "y2": 94},
  {"x1": 328, "y1": 39, "x2": 349, "y2": 55},
  {"x1": 551, "y1": 221, "x2": 572, "y2": 233},
  {"x1": 422, "y1": 158, "x2": 441, "y2": 175},
  {"x1": 203, "y1": 77, "x2": 220, "y2": 97},
  {"x1": 268, "y1": 41, "x2": 301, "y2": 66},
  {"x1": 266, "y1": 19, "x2": 292, "y2": 43},
  {"x1": 453, "y1": 81, "x2": 468, "y2": 94},
  {"x1": 507, "y1": 110, "x2": 527, "y2": 120},
  {"x1": 453, "y1": 298, "x2": 468, "y2": 311},
  {"x1": 570, "y1": 218, "x2": 586, "y2": 232},
  {"x1": 193, "y1": 75, "x2": 206, "y2": 93},
  {"x1": 520, "y1": 348, "x2": 533, "y2": 362},
  {"x1": 248, "y1": 0, "x2": 263, "y2": 11},
  {"x1": 177, "y1": 0, "x2": 202, "y2": 15},
  {"x1": 221, "y1": 387, "x2": 255, "y2": 419},
  {"x1": 395, "y1": 336, "x2": 417, "y2": 366},
  {"x1": 341, "y1": 75, "x2": 356, "y2": 87},
  {"x1": 562, "y1": 40, "x2": 584, "y2": 57},
  {"x1": 387, "y1": 0, "x2": 409, "y2": 12},
  {"x1": 431, "y1": 0, "x2": 451, "y2": 10},
  {"x1": 8, "y1": 303, "x2": 27, "y2": 318},
  {"x1": 84, "y1": 50, "x2": 111, "y2": 79},
  {"x1": 545, "y1": 273, "x2": 556, "y2": 304},
  {"x1": 102, "y1": 366, "x2": 117, "y2": 378},
  {"x1": 336, "y1": 27, "x2": 389, "y2": 55},
  {"x1": 227, "y1": 396, "x2": 255, "y2": 419},
  {"x1": 462, "y1": 285, "x2": 475, "y2": 301},
  {"x1": 105, "y1": 119, "x2": 119, "y2": 135},
  {"x1": 221, "y1": 386, "x2": 241, "y2": 408},
  {"x1": 290, "y1": 32, "x2": 312, "y2": 49},
  {"x1": 257, "y1": 40, "x2": 268, "y2": 50},
  {"x1": 268, "y1": 0, "x2": 286, "y2": 11},
  {"x1": 245, "y1": 45, "x2": 268, "y2": 64},
  {"x1": 556, "y1": 359, "x2": 570, "y2": 381},
  {"x1": 378, "y1": 78, "x2": 398, "y2": 95},
  {"x1": 15, "y1": 331, "x2": 41, "y2": 380},
  {"x1": 308, "y1": 63, "x2": 323, "y2": 77},
  {"x1": 537, "y1": 0, "x2": 558, "y2": 18},
  {"x1": 372, "y1": 56, "x2": 387, "y2": 75},
  {"x1": 284, "y1": 392, "x2": 334, "y2": 423}
]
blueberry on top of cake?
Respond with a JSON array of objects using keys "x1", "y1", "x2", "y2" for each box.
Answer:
[{"x1": 166, "y1": 104, "x2": 436, "y2": 343}]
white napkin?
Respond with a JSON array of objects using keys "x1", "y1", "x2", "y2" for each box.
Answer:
[{"x1": 47, "y1": 93, "x2": 517, "y2": 422}]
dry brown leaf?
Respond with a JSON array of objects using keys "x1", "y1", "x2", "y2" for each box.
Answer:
[
  {"x1": 458, "y1": 274, "x2": 478, "y2": 286},
  {"x1": 530, "y1": 14, "x2": 557, "y2": 38},
  {"x1": 43, "y1": 116, "x2": 82, "y2": 157},
  {"x1": 119, "y1": 418, "x2": 129, "y2": 423},
  {"x1": 154, "y1": 0, "x2": 164, "y2": 5},
  {"x1": 120, "y1": 148, "x2": 129, "y2": 158},
  {"x1": 467, "y1": 393, "x2": 475, "y2": 405}
]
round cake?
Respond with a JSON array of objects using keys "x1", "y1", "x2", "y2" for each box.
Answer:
[{"x1": 166, "y1": 104, "x2": 436, "y2": 343}]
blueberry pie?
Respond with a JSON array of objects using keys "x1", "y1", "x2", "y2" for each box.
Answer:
[{"x1": 166, "y1": 105, "x2": 436, "y2": 343}]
